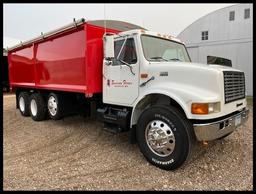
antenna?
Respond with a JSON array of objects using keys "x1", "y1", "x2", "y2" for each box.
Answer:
[
  {"x1": 73, "y1": 18, "x2": 77, "y2": 27},
  {"x1": 104, "y1": 4, "x2": 107, "y2": 35}
]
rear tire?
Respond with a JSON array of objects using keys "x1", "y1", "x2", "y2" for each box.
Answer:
[
  {"x1": 29, "y1": 93, "x2": 47, "y2": 121},
  {"x1": 47, "y1": 93, "x2": 65, "y2": 120},
  {"x1": 18, "y1": 92, "x2": 30, "y2": 116},
  {"x1": 136, "y1": 105, "x2": 196, "y2": 170}
]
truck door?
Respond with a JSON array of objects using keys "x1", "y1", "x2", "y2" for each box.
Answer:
[{"x1": 103, "y1": 36, "x2": 139, "y2": 106}]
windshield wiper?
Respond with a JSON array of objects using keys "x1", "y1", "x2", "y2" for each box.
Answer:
[
  {"x1": 149, "y1": 56, "x2": 168, "y2": 61},
  {"x1": 167, "y1": 58, "x2": 182, "y2": 62}
]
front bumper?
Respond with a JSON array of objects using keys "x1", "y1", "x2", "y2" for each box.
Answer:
[{"x1": 193, "y1": 108, "x2": 249, "y2": 141}]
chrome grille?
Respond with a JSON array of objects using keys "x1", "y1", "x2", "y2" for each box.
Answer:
[{"x1": 224, "y1": 71, "x2": 245, "y2": 103}]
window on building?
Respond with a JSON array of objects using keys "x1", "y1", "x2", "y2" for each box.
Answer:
[
  {"x1": 201, "y1": 31, "x2": 208, "y2": 41},
  {"x1": 244, "y1": 8, "x2": 250, "y2": 19},
  {"x1": 229, "y1": 11, "x2": 235, "y2": 21}
]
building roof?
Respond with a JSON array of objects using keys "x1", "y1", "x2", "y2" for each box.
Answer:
[
  {"x1": 178, "y1": 4, "x2": 238, "y2": 36},
  {"x1": 177, "y1": 3, "x2": 252, "y2": 46}
]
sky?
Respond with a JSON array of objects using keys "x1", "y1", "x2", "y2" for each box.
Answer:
[{"x1": 3, "y1": 3, "x2": 235, "y2": 48}]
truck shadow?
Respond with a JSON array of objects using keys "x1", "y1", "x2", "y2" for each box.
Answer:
[{"x1": 45, "y1": 113, "x2": 251, "y2": 172}]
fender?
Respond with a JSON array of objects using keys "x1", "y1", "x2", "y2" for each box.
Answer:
[{"x1": 130, "y1": 83, "x2": 220, "y2": 127}]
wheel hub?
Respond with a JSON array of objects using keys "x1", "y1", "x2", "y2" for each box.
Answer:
[
  {"x1": 19, "y1": 97, "x2": 25, "y2": 112},
  {"x1": 145, "y1": 120, "x2": 176, "y2": 157},
  {"x1": 30, "y1": 99, "x2": 37, "y2": 116},
  {"x1": 48, "y1": 96, "x2": 57, "y2": 116}
]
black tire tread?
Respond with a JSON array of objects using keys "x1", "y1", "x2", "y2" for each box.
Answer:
[
  {"x1": 30, "y1": 93, "x2": 47, "y2": 121},
  {"x1": 136, "y1": 105, "x2": 196, "y2": 170}
]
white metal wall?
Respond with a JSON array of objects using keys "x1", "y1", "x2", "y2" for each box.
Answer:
[{"x1": 178, "y1": 4, "x2": 253, "y2": 96}]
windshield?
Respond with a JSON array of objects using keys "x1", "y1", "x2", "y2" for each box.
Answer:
[{"x1": 141, "y1": 35, "x2": 191, "y2": 62}]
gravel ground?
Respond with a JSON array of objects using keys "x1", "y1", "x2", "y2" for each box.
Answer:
[{"x1": 3, "y1": 94, "x2": 253, "y2": 190}]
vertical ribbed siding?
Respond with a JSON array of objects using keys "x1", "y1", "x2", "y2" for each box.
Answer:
[{"x1": 224, "y1": 71, "x2": 245, "y2": 103}]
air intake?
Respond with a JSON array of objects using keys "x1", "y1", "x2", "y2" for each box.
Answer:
[{"x1": 223, "y1": 71, "x2": 245, "y2": 103}]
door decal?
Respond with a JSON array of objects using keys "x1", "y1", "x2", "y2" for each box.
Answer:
[{"x1": 111, "y1": 80, "x2": 133, "y2": 87}]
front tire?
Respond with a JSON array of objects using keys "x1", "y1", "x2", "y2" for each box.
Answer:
[
  {"x1": 29, "y1": 93, "x2": 47, "y2": 121},
  {"x1": 136, "y1": 105, "x2": 196, "y2": 170}
]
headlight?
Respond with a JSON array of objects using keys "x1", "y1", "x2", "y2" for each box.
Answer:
[{"x1": 191, "y1": 102, "x2": 220, "y2": 115}]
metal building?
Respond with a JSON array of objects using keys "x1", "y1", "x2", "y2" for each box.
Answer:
[{"x1": 178, "y1": 4, "x2": 253, "y2": 96}]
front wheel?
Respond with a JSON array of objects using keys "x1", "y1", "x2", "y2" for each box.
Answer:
[{"x1": 136, "y1": 105, "x2": 196, "y2": 170}]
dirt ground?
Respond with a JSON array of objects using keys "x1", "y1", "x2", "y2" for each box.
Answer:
[{"x1": 3, "y1": 94, "x2": 253, "y2": 190}]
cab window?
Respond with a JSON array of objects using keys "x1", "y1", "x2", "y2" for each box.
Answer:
[{"x1": 114, "y1": 38, "x2": 137, "y2": 65}]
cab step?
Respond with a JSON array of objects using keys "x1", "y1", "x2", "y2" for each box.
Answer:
[{"x1": 97, "y1": 106, "x2": 131, "y2": 133}]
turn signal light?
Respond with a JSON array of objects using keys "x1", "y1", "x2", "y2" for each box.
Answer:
[
  {"x1": 191, "y1": 103, "x2": 209, "y2": 115},
  {"x1": 141, "y1": 73, "x2": 148, "y2": 78}
]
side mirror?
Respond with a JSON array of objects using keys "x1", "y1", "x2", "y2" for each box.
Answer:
[{"x1": 103, "y1": 34, "x2": 115, "y2": 60}]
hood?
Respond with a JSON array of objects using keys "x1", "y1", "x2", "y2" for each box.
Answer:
[
  {"x1": 178, "y1": 62, "x2": 241, "y2": 72},
  {"x1": 148, "y1": 61, "x2": 242, "y2": 73},
  {"x1": 146, "y1": 61, "x2": 244, "y2": 97},
  {"x1": 146, "y1": 61, "x2": 231, "y2": 98}
]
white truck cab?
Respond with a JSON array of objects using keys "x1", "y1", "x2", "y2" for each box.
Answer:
[{"x1": 102, "y1": 29, "x2": 249, "y2": 170}]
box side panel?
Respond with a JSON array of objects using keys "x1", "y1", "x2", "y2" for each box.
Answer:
[
  {"x1": 34, "y1": 28, "x2": 87, "y2": 93},
  {"x1": 8, "y1": 45, "x2": 35, "y2": 89},
  {"x1": 85, "y1": 24, "x2": 120, "y2": 94},
  {"x1": 8, "y1": 23, "x2": 122, "y2": 94}
]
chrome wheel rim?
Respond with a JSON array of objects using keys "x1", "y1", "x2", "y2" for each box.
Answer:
[
  {"x1": 145, "y1": 120, "x2": 176, "y2": 157},
  {"x1": 30, "y1": 99, "x2": 37, "y2": 116},
  {"x1": 19, "y1": 97, "x2": 25, "y2": 112},
  {"x1": 48, "y1": 96, "x2": 57, "y2": 116}
]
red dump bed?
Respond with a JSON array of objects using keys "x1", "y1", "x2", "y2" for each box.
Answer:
[{"x1": 8, "y1": 20, "x2": 144, "y2": 95}]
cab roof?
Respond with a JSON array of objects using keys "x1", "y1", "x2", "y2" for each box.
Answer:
[{"x1": 118, "y1": 29, "x2": 183, "y2": 44}]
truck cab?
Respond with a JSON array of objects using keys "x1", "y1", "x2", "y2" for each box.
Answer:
[{"x1": 102, "y1": 29, "x2": 249, "y2": 170}]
